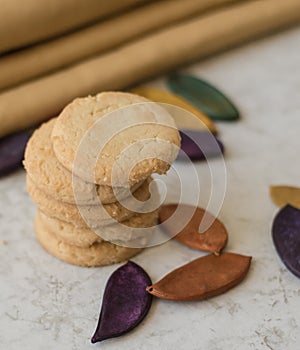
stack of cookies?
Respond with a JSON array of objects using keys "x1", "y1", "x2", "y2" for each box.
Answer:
[{"x1": 24, "y1": 92, "x2": 180, "y2": 267}]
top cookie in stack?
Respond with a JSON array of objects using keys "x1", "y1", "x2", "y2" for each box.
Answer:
[
  {"x1": 51, "y1": 91, "x2": 180, "y2": 186},
  {"x1": 24, "y1": 91, "x2": 181, "y2": 267}
]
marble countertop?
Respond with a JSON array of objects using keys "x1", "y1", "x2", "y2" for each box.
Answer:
[{"x1": 1, "y1": 26, "x2": 300, "y2": 350}]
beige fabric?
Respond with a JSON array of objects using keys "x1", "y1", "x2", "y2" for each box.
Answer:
[
  {"x1": 0, "y1": 0, "x2": 144, "y2": 53},
  {"x1": 1, "y1": 0, "x2": 300, "y2": 137},
  {"x1": 0, "y1": 0, "x2": 239, "y2": 90}
]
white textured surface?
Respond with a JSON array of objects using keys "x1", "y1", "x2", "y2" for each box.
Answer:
[{"x1": 1, "y1": 27, "x2": 300, "y2": 350}]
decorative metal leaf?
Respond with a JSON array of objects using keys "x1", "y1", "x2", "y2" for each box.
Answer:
[
  {"x1": 270, "y1": 185, "x2": 300, "y2": 210},
  {"x1": 167, "y1": 74, "x2": 240, "y2": 121},
  {"x1": 159, "y1": 204, "x2": 228, "y2": 254},
  {"x1": 147, "y1": 253, "x2": 252, "y2": 301},
  {"x1": 0, "y1": 131, "x2": 30, "y2": 177},
  {"x1": 272, "y1": 205, "x2": 300, "y2": 278},
  {"x1": 131, "y1": 86, "x2": 217, "y2": 133},
  {"x1": 91, "y1": 261, "x2": 152, "y2": 343},
  {"x1": 178, "y1": 129, "x2": 224, "y2": 161}
]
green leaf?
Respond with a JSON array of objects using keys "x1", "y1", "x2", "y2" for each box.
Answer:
[{"x1": 167, "y1": 74, "x2": 240, "y2": 121}]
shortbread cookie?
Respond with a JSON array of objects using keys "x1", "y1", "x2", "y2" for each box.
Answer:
[
  {"x1": 38, "y1": 208, "x2": 158, "y2": 248},
  {"x1": 38, "y1": 210, "x2": 103, "y2": 248},
  {"x1": 98, "y1": 209, "x2": 158, "y2": 247},
  {"x1": 24, "y1": 118, "x2": 143, "y2": 205},
  {"x1": 51, "y1": 92, "x2": 180, "y2": 186},
  {"x1": 35, "y1": 213, "x2": 142, "y2": 267},
  {"x1": 27, "y1": 176, "x2": 157, "y2": 228}
]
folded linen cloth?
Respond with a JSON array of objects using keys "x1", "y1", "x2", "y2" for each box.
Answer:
[
  {"x1": 0, "y1": 0, "x2": 238, "y2": 90},
  {"x1": 0, "y1": 0, "x2": 145, "y2": 54},
  {"x1": 0, "y1": 0, "x2": 300, "y2": 138}
]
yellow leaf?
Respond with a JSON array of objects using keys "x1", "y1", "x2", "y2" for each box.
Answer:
[
  {"x1": 131, "y1": 86, "x2": 217, "y2": 134},
  {"x1": 270, "y1": 185, "x2": 300, "y2": 209}
]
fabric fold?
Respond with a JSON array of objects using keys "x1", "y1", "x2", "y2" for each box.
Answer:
[
  {"x1": 0, "y1": 0, "x2": 145, "y2": 54},
  {"x1": 0, "y1": 0, "x2": 300, "y2": 137},
  {"x1": 0, "y1": 0, "x2": 239, "y2": 91}
]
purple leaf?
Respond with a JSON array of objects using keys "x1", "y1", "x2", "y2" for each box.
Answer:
[
  {"x1": 272, "y1": 205, "x2": 300, "y2": 278},
  {"x1": 178, "y1": 129, "x2": 224, "y2": 161},
  {"x1": 91, "y1": 261, "x2": 152, "y2": 343},
  {"x1": 0, "y1": 131, "x2": 30, "y2": 177}
]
